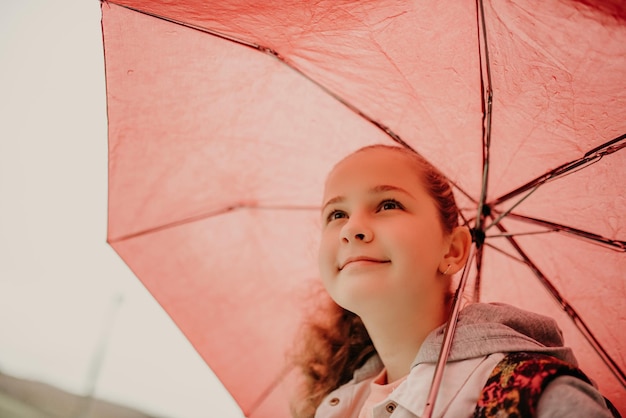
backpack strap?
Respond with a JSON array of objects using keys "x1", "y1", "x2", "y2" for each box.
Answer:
[{"x1": 473, "y1": 352, "x2": 620, "y2": 418}]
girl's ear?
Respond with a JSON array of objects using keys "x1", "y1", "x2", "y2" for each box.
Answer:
[{"x1": 439, "y1": 226, "x2": 472, "y2": 275}]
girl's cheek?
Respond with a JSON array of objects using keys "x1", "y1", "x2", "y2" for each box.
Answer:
[{"x1": 320, "y1": 236, "x2": 338, "y2": 271}]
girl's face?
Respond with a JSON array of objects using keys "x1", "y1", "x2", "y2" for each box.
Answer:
[{"x1": 318, "y1": 148, "x2": 452, "y2": 316}]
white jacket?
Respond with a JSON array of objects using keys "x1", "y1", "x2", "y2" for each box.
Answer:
[{"x1": 314, "y1": 303, "x2": 614, "y2": 418}]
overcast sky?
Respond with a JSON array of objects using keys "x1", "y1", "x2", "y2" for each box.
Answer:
[{"x1": 0, "y1": 1, "x2": 244, "y2": 417}]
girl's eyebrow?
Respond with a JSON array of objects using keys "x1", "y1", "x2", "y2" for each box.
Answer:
[
  {"x1": 321, "y1": 195, "x2": 345, "y2": 213},
  {"x1": 321, "y1": 184, "x2": 414, "y2": 212},
  {"x1": 371, "y1": 184, "x2": 414, "y2": 198}
]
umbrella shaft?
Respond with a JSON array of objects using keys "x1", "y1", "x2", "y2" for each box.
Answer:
[{"x1": 422, "y1": 243, "x2": 477, "y2": 418}]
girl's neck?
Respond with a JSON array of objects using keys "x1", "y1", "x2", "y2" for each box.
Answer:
[{"x1": 361, "y1": 301, "x2": 449, "y2": 383}]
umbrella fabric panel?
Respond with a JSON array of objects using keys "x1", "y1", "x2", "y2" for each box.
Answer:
[
  {"x1": 483, "y1": 0, "x2": 626, "y2": 201},
  {"x1": 110, "y1": 209, "x2": 321, "y2": 416},
  {"x1": 104, "y1": 3, "x2": 393, "y2": 242}
]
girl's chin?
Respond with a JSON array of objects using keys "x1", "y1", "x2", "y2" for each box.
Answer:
[{"x1": 329, "y1": 284, "x2": 392, "y2": 312}]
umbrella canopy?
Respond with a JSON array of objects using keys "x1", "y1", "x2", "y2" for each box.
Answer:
[{"x1": 101, "y1": 0, "x2": 626, "y2": 416}]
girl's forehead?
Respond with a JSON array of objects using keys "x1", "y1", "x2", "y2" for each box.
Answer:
[
  {"x1": 330, "y1": 149, "x2": 415, "y2": 177},
  {"x1": 324, "y1": 149, "x2": 423, "y2": 195}
]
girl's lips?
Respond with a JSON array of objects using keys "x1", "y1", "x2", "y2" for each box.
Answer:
[{"x1": 339, "y1": 256, "x2": 390, "y2": 270}]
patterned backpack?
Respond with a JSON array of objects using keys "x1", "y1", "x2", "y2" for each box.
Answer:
[{"x1": 473, "y1": 352, "x2": 621, "y2": 418}]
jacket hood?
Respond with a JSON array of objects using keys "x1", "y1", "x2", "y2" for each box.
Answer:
[{"x1": 412, "y1": 302, "x2": 578, "y2": 367}]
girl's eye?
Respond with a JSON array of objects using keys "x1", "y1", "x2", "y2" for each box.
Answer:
[
  {"x1": 379, "y1": 199, "x2": 403, "y2": 211},
  {"x1": 326, "y1": 210, "x2": 347, "y2": 223}
]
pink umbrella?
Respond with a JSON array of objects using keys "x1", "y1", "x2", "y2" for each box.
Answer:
[{"x1": 101, "y1": 0, "x2": 626, "y2": 416}]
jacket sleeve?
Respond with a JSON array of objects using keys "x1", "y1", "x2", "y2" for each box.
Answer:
[{"x1": 537, "y1": 375, "x2": 617, "y2": 418}]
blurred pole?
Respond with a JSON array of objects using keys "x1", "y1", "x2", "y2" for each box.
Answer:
[{"x1": 72, "y1": 293, "x2": 124, "y2": 418}]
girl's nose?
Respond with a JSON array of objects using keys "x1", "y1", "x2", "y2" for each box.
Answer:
[{"x1": 340, "y1": 215, "x2": 373, "y2": 243}]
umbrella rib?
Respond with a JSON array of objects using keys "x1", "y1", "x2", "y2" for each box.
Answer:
[
  {"x1": 244, "y1": 365, "x2": 294, "y2": 417},
  {"x1": 107, "y1": 204, "x2": 319, "y2": 243},
  {"x1": 474, "y1": 0, "x2": 494, "y2": 235},
  {"x1": 487, "y1": 229, "x2": 558, "y2": 239},
  {"x1": 104, "y1": 2, "x2": 264, "y2": 51},
  {"x1": 458, "y1": 208, "x2": 473, "y2": 230},
  {"x1": 491, "y1": 133, "x2": 626, "y2": 207},
  {"x1": 483, "y1": 242, "x2": 527, "y2": 264},
  {"x1": 484, "y1": 185, "x2": 539, "y2": 232},
  {"x1": 498, "y1": 212, "x2": 626, "y2": 252},
  {"x1": 464, "y1": 0, "x2": 493, "y2": 303},
  {"x1": 493, "y1": 221, "x2": 626, "y2": 387}
]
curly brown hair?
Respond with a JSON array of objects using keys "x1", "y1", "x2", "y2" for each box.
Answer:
[{"x1": 291, "y1": 144, "x2": 460, "y2": 417}]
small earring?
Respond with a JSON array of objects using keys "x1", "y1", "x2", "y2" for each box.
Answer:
[{"x1": 441, "y1": 264, "x2": 452, "y2": 275}]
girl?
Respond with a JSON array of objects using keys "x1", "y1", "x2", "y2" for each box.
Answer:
[{"x1": 292, "y1": 144, "x2": 617, "y2": 417}]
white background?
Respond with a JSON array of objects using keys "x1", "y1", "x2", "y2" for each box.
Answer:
[{"x1": 0, "y1": 1, "x2": 244, "y2": 417}]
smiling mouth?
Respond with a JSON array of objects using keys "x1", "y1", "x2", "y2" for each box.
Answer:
[{"x1": 339, "y1": 258, "x2": 390, "y2": 270}]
